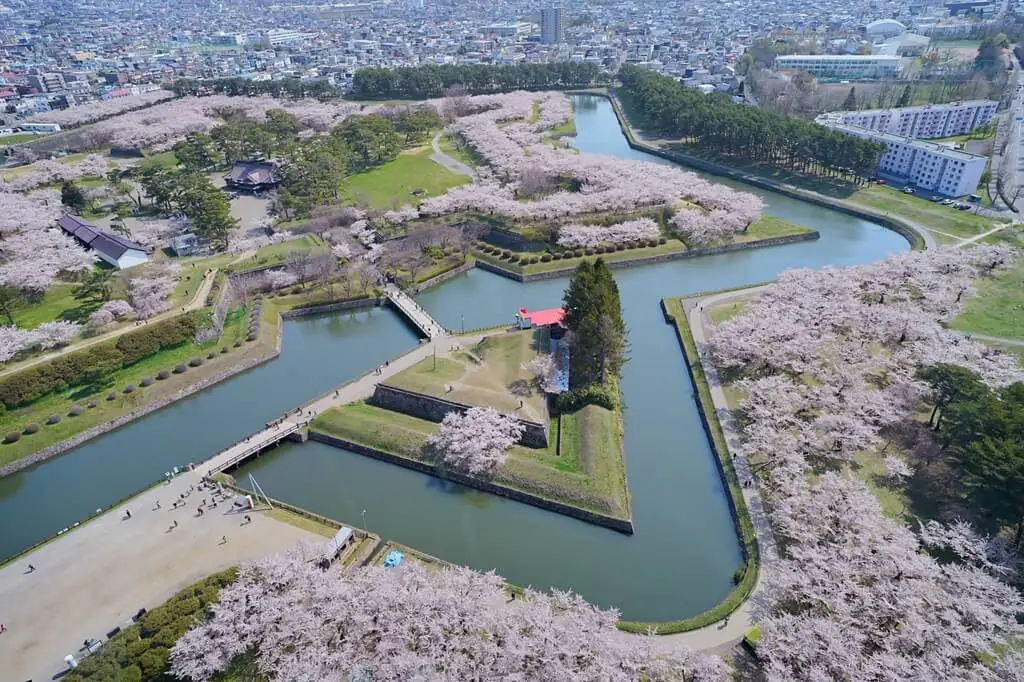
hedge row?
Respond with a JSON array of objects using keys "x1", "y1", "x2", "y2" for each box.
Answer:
[
  {"x1": 0, "y1": 315, "x2": 198, "y2": 409},
  {"x1": 65, "y1": 567, "x2": 238, "y2": 681},
  {"x1": 475, "y1": 238, "x2": 667, "y2": 266},
  {"x1": 555, "y1": 384, "x2": 617, "y2": 412}
]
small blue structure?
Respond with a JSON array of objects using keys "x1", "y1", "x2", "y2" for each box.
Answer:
[{"x1": 383, "y1": 551, "x2": 404, "y2": 568}]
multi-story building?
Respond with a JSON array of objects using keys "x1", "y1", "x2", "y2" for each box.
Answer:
[
  {"x1": 774, "y1": 54, "x2": 902, "y2": 80},
  {"x1": 27, "y1": 72, "x2": 65, "y2": 93},
  {"x1": 829, "y1": 123, "x2": 987, "y2": 196},
  {"x1": 823, "y1": 100, "x2": 997, "y2": 139},
  {"x1": 260, "y1": 29, "x2": 314, "y2": 47},
  {"x1": 540, "y1": 7, "x2": 564, "y2": 45}
]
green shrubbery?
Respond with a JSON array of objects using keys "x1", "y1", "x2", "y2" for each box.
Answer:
[
  {"x1": 65, "y1": 567, "x2": 237, "y2": 682},
  {"x1": 0, "y1": 315, "x2": 199, "y2": 409},
  {"x1": 556, "y1": 384, "x2": 617, "y2": 412}
]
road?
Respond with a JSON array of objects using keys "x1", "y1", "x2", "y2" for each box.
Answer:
[{"x1": 0, "y1": 267, "x2": 218, "y2": 380}]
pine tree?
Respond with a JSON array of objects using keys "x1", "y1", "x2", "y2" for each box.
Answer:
[
  {"x1": 896, "y1": 84, "x2": 913, "y2": 108},
  {"x1": 842, "y1": 86, "x2": 857, "y2": 110},
  {"x1": 60, "y1": 181, "x2": 86, "y2": 213},
  {"x1": 562, "y1": 258, "x2": 626, "y2": 387}
]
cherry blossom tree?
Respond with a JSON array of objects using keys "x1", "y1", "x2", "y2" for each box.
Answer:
[
  {"x1": 170, "y1": 547, "x2": 727, "y2": 682},
  {"x1": 127, "y1": 274, "x2": 175, "y2": 319},
  {"x1": 86, "y1": 299, "x2": 135, "y2": 333},
  {"x1": 523, "y1": 354, "x2": 560, "y2": 393},
  {"x1": 27, "y1": 89, "x2": 174, "y2": 126},
  {"x1": 557, "y1": 218, "x2": 660, "y2": 248},
  {"x1": 426, "y1": 406, "x2": 524, "y2": 475}
]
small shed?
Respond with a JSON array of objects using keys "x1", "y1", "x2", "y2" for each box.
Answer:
[
  {"x1": 515, "y1": 307, "x2": 565, "y2": 330},
  {"x1": 224, "y1": 160, "x2": 280, "y2": 192},
  {"x1": 57, "y1": 215, "x2": 149, "y2": 269},
  {"x1": 315, "y1": 526, "x2": 354, "y2": 568},
  {"x1": 169, "y1": 233, "x2": 200, "y2": 257}
]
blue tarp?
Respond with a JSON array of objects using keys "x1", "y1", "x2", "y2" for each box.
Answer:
[{"x1": 383, "y1": 551, "x2": 404, "y2": 567}]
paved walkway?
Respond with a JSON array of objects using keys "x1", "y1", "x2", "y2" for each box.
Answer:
[
  {"x1": 385, "y1": 283, "x2": 448, "y2": 339},
  {"x1": 430, "y1": 132, "x2": 476, "y2": 179},
  {"x1": 0, "y1": 267, "x2": 218, "y2": 380},
  {"x1": 0, "y1": 471, "x2": 319, "y2": 682}
]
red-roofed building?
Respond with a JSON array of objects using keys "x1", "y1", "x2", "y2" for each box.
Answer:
[{"x1": 516, "y1": 307, "x2": 565, "y2": 329}]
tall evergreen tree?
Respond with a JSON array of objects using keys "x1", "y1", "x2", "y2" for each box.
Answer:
[
  {"x1": 842, "y1": 86, "x2": 858, "y2": 110},
  {"x1": 896, "y1": 84, "x2": 914, "y2": 108},
  {"x1": 562, "y1": 259, "x2": 626, "y2": 387}
]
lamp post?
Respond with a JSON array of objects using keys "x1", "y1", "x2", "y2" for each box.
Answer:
[
  {"x1": 361, "y1": 508, "x2": 367, "y2": 537},
  {"x1": 461, "y1": 313, "x2": 465, "y2": 334}
]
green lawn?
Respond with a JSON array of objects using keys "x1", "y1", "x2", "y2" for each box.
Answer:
[
  {"x1": 138, "y1": 150, "x2": 179, "y2": 171},
  {"x1": 0, "y1": 307, "x2": 258, "y2": 469},
  {"x1": 850, "y1": 449, "x2": 910, "y2": 520},
  {"x1": 10, "y1": 282, "x2": 97, "y2": 328},
  {"x1": 0, "y1": 133, "x2": 50, "y2": 146},
  {"x1": 949, "y1": 258, "x2": 1024, "y2": 338},
  {"x1": 547, "y1": 118, "x2": 577, "y2": 138},
  {"x1": 438, "y1": 134, "x2": 479, "y2": 168},
  {"x1": 225, "y1": 234, "x2": 329, "y2": 274},
  {"x1": 736, "y1": 215, "x2": 814, "y2": 242},
  {"x1": 313, "y1": 396, "x2": 630, "y2": 520},
  {"x1": 849, "y1": 185, "x2": 999, "y2": 239},
  {"x1": 342, "y1": 148, "x2": 470, "y2": 209},
  {"x1": 388, "y1": 330, "x2": 549, "y2": 421},
  {"x1": 706, "y1": 300, "x2": 747, "y2": 325}
]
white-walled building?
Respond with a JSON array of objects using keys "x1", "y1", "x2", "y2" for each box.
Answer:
[
  {"x1": 828, "y1": 124, "x2": 987, "y2": 196},
  {"x1": 823, "y1": 100, "x2": 997, "y2": 139},
  {"x1": 774, "y1": 54, "x2": 902, "y2": 79}
]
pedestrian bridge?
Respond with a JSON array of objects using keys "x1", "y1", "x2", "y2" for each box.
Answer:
[{"x1": 385, "y1": 285, "x2": 447, "y2": 339}]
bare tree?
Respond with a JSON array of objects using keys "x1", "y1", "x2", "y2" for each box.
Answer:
[{"x1": 441, "y1": 84, "x2": 470, "y2": 124}]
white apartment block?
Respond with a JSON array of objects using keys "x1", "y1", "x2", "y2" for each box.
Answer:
[
  {"x1": 830, "y1": 123, "x2": 987, "y2": 196},
  {"x1": 830, "y1": 100, "x2": 997, "y2": 139},
  {"x1": 774, "y1": 54, "x2": 902, "y2": 79}
]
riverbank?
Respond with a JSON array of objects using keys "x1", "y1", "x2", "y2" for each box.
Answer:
[{"x1": 596, "y1": 91, "x2": 935, "y2": 251}]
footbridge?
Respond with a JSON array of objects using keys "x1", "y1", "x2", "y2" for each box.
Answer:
[{"x1": 385, "y1": 284, "x2": 447, "y2": 339}]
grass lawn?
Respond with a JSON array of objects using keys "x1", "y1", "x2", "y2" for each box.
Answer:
[
  {"x1": 547, "y1": 118, "x2": 577, "y2": 138},
  {"x1": 0, "y1": 133, "x2": 50, "y2": 146},
  {"x1": 949, "y1": 258, "x2": 1024, "y2": 338},
  {"x1": 224, "y1": 234, "x2": 330, "y2": 274},
  {"x1": 706, "y1": 300, "x2": 747, "y2": 325},
  {"x1": 313, "y1": 398, "x2": 630, "y2": 519},
  {"x1": 0, "y1": 306, "x2": 261, "y2": 469},
  {"x1": 388, "y1": 330, "x2": 549, "y2": 422},
  {"x1": 10, "y1": 282, "x2": 97, "y2": 328},
  {"x1": 138, "y1": 150, "x2": 179, "y2": 171},
  {"x1": 438, "y1": 134, "x2": 479, "y2": 168},
  {"x1": 265, "y1": 507, "x2": 337, "y2": 538},
  {"x1": 342, "y1": 148, "x2": 469, "y2": 209},
  {"x1": 736, "y1": 215, "x2": 814, "y2": 242},
  {"x1": 850, "y1": 449, "x2": 910, "y2": 520},
  {"x1": 849, "y1": 185, "x2": 1000, "y2": 240}
]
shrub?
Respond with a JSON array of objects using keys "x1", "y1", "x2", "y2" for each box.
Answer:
[
  {"x1": 220, "y1": 347, "x2": 229, "y2": 354},
  {"x1": 291, "y1": 286, "x2": 302, "y2": 295},
  {"x1": 116, "y1": 314, "x2": 199, "y2": 366},
  {"x1": 69, "y1": 405, "x2": 84, "y2": 416},
  {"x1": 173, "y1": 364, "x2": 187, "y2": 374},
  {"x1": 157, "y1": 370, "x2": 170, "y2": 380},
  {"x1": 23, "y1": 423, "x2": 39, "y2": 435},
  {"x1": 45, "y1": 414, "x2": 61, "y2": 425},
  {"x1": 247, "y1": 333, "x2": 257, "y2": 342},
  {"x1": 87, "y1": 400, "x2": 97, "y2": 408},
  {"x1": 123, "y1": 384, "x2": 135, "y2": 394},
  {"x1": 189, "y1": 357, "x2": 203, "y2": 367},
  {"x1": 615, "y1": 244, "x2": 625, "y2": 251},
  {"x1": 140, "y1": 377, "x2": 154, "y2": 387},
  {"x1": 501, "y1": 249, "x2": 512, "y2": 259},
  {"x1": 207, "y1": 352, "x2": 216, "y2": 359},
  {"x1": 4, "y1": 431, "x2": 20, "y2": 443},
  {"x1": 233, "y1": 340, "x2": 243, "y2": 348},
  {"x1": 530, "y1": 256, "x2": 540, "y2": 264},
  {"x1": 573, "y1": 250, "x2": 584, "y2": 258},
  {"x1": 0, "y1": 342, "x2": 123, "y2": 409},
  {"x1": 541, "y1": 254, "x2": 552, "y2": 262},
  {"x1": 658, "y1": 237, "x2": 667, "y2": 245},
  {"x1": 556, "y1": 384, "x2": 617, "y2": 412},
  {"x1": 517, "y1": 257, "x2": 528, "y2": 265},
  {"x1": 648, "y1": 238, "x2": 660, "y2": 247},
  {"x1": 106, "y1": 392, "x2": 116, "y2": 401}
]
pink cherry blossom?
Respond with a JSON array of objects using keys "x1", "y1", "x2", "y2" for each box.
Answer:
[{"x1": 426, "y1": 406, "x2": 524, "y2": 475}]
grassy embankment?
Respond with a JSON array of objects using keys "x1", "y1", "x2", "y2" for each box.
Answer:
[
  {"x1": 473, "y1": 214, "x2": 812, "y2": 277},
  {"x1": 312, "y1": 330, "x2": 630, "y2": 521}
]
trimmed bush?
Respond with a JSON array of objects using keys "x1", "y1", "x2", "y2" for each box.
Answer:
[
  {"x1": 220, "y1": 347, "x2": 229, "y2": 354},
  {"x1": 157, "y1": 370, "x2": 170, "y2": 380},
  {"x1": 207, "y1": 352, "x2": 216, "y2": 359},
  {"x1": 517, "y1": 257, "x2": 528, "y2": 265},
  {"x1": 246, "y1": 333, "x2": 257, "y2": 342},
  {"x1": 290, "y1": 286, "x2": 302, "y2": 295},
  {"x1": 541, "y1": 254, "x2": 552, "y2": 262},
  {"x1": 530, "y1": 256, "x2": 540, "y2": 264},
  {"x1": 23, "y1": 423, "x2": 39, "y2": 435},
  {"x1": 106, "y1": 392, "x2": 116, "y2": 401},
  {"x1": 556, "y1": 384, "x2": 617, "y2": 412},
  {"x1": 45, "y1": 414, "x2": 62, "y2": 425},
  {"x1": 4, "y1": 431, "x2": 20, "y2": 443},
  {"x1": 173, "y1": 364, "x2": 187, "y2": 374},
  {"x1": 658, "y1": 237, "x2": 667, "y2": 245},
  {"x1": 123, "y1": 385, "x2": 135, "y2": 394},
  {"x1": 189, "y1": 357, "x2": 203, "y2": 367},
  {"x1": 233, "y1": 340, "x2": 243, "y2": 348},
  {"x1": 87, "y1": 400, "x2": 97, "y2": 408},
  {"x1": 69, "y1": 405, "x2": 85, "y2": 417},
  {"x1": 648, "y1": 238, "x2": 660, "y2": 247},
  {"x1": 140, "y1": 377, "x2": 154, "y2": 387},
  {"x1": 116, "y1": 314, "x2": 199, "y2": 366}
]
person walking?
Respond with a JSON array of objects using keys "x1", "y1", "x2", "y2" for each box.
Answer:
[
  {"x1": 221, "y1": 535, "x2": 228, "y2": 544},
  {"x1": 26, "y1": 564, "x2": 35, "y2": 573},
  {"x1": 124, "y1": 509, "x2": 131, "y2": 519},
  {"x1": 0, "y1": 623, "x2": 6, "y2": 634},
  {"x1": 244, "y1": 514, "x2": 252, "y2": 524}
]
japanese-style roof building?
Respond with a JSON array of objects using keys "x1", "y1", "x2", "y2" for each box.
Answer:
[
  {"x1": 57, "y1": 215, "x2": 150, "y2": 269},
  {"x1": 223, "y1": 160, "x2": 280, "y2": 192}
]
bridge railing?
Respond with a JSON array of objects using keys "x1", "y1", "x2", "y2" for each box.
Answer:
[{"x1": 208, "y1": 422, "x2": 300, "y2": 475}]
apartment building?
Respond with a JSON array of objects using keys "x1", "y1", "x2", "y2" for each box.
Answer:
[
  {"x1": 829, "y1": 123, "x2": 987, "y2": 196},
  {"x1": 541, "y1": 7, "x2": 564, "y2": 45},
  {"x1": 774, "y1": 54, "x2": 902, "y2": 79},
  {"x1": 828, "y1": 100, "x2": 997, "y2": 139}
]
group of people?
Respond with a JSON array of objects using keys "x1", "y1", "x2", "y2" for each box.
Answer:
[{"x1": 373, "y1": 361, "x2": 391, "y2": 376}]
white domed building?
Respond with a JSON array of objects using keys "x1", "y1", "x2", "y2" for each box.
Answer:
[{"x1": 865, "y1": 19, "x2": 907, "y2": 40}]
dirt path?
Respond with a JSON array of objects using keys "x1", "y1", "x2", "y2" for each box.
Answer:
[{"x1": 430, "y1": 133, "x2": 476, "y2": 179}]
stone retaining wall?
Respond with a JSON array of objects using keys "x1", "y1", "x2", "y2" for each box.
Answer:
[
  {"x1": 280, "y1": 298, "x2": 379, "y2": 319},
  {"x1": 414, "y1": 260, "x2": 474, "y2": 292},
  {"x1": 371, "y1": 383, "x2": 548, "y2": 448},
  {"x1": 310, "y1": 431, "x2": 634, "y2": 534},
  {"x1": 475, "y1": 231, "x2": 819, "y2": 282}
]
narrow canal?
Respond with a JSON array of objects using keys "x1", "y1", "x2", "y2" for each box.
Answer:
[{"x1": 0, "y1": 95, "x2": 908, "y2": 621}]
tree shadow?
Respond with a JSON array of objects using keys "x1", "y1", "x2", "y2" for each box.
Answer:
[
  {"x1": 58, "y1": 301, "x2": 102, "y2": 324},
  {"x1": 69, "y1": 377, "x2": 115, "y2": 401},
  {"x1": 507, "y1": 378, "x2": 533, "y2": 398}
]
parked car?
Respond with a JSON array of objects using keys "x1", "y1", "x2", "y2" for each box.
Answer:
[
  {"x1": 930, "y1": 195, "x2": 943, "y2": 202},
  {"x1": 941, "y1": 199, "x2": 955, "y2": 206},
  {"x1": 902, "y1": 187, "x2": 915, "y2": 194},
  {"x1": 956, "y1": 203, "x2": 971, "y2": 210}
]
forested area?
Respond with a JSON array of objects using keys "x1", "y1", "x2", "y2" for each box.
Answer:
[
  {"x1": 169, "y1": 77, "x2": 338, "y2": 101},
  {"x1": 350, "y1": 62, "x2": 601, "y2": 99},
  {"x1": 617, "y1": 65, "x2": 885, "y2": 183}
]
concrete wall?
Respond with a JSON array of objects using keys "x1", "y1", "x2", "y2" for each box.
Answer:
[
  {"x1": 371, "y1": 383, "x2": 548, "y2": 448},
  {"x1": 413, "y1": 260, "x2": 474, "y2": 293},
  {"x1": 280, "y1": 298, "x2": 379, "y2": 319},
  {"x1": 310, "y1": 431, "x2": 634, "y2": 534}
]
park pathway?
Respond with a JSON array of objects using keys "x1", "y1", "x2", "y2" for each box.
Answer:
[
  {"x1": 430, "y1": 132, "x2": 476, "y2": 179},
  {"x1": 385, "y1": 283, "x2": 448, "y2": 339},
  {"x1": 0, "y1": 267, "x2": 218, "y2": 380}
]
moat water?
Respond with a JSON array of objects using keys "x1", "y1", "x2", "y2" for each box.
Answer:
[{"x1": 0, "y1": 95, "x2": 908, "y2": 621}]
